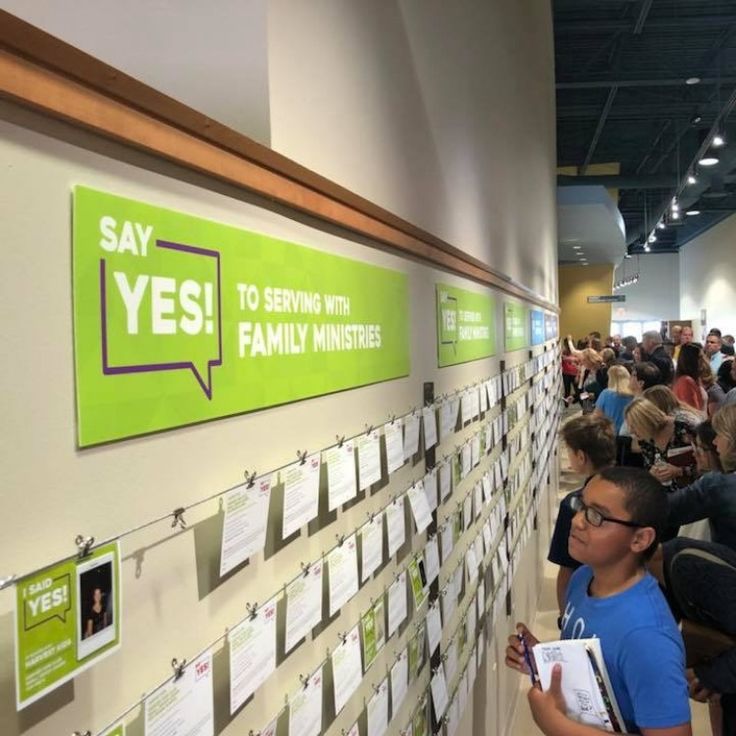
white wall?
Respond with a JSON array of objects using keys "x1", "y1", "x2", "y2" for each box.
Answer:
[
  {"x1": 0, "y1": 0, "x2": 272, "y2": 145},
  {"x1": 680, "y1": 214, "x2": 736, "y2": 336},
  {"x1": 268, "y1": 0, "x2": 558, "y2": 303},
  {"x1": 0, "y1": 4, "x2": 558, "y2": 736},
  {"x1": 611, "y1": 253, "x2": 680, "y2": 322}
]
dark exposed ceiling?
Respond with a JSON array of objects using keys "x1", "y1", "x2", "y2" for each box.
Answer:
[{"x1": 554, "y1": 0, "x2": 736, "y2": 255}]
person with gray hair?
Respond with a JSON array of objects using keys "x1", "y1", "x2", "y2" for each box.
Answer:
[{"x1": 642, "y1": 330, "x2": 673, "y2": 385}]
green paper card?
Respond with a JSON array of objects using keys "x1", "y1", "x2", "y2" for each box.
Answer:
[
  {"x1": 361, "y1": 599, "x2": 385, "y2": 669},
  {"x1": 15, "y1": 542, "x2": 121, "y2": 709},
  {"x1": 408, "y1": 559, "x2": 428, "y2": 610},
  {"x1": 73, "y1": 186, "x2": 410, "y2": 446},
  {"x1": 436, "y1": 284, "x2": 496, "y2": 367},
  {"x1": 413, "y1": 701, "x2": 428, "y2": 736}
]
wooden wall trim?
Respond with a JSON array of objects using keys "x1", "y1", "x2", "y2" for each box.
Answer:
[{"x1": 0, "y1": 10, "x2": 557, "y2": 312}]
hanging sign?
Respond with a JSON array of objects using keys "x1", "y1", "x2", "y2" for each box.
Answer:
[
  {"x1": 73, "y1": 187, "x2": 409, "y2": 446},
  {"x1": 503, "y1": 302, "x2": 528, "y2": 351},
  {"x1": 436, "y1": 284, "x2": 496, "y2": 367}
]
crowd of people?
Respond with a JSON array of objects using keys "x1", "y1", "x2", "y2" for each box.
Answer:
[{"x1": 505, "y1": 324, "x2": 736, "y2": 736}]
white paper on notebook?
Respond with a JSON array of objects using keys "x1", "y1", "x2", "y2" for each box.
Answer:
[{"x1": 532, "y1": 638, "x2": 623, "y2": 733}]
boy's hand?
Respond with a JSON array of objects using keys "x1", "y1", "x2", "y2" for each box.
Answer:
[
  {"x1": 528, "y1": 664, "x2": 567, "y2": 731},
  {"x1": 504, "y1": 622, "x2": 539, "y2": 673}
]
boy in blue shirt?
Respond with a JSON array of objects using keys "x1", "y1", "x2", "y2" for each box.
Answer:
[{"x1": 506, "y1": 467, "x2": 691, "y2": 735}]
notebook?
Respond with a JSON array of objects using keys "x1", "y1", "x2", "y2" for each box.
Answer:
[{"x1": 532, "y1": 638, "x2": 626, "y2": 733}]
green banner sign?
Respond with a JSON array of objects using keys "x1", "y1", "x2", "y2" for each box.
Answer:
[
  {"x1": 436, "y1": 284, "x2": 495, "y2": 367},
  {"x1": 504, "y1": 302, "x2": 528, "y2": 352},
  {"x1": 73, "y1": 187, "x2": 409, "y2": 446},
  {"x1": 15, "y1": 542, "x2": 121, "y2": 709}
]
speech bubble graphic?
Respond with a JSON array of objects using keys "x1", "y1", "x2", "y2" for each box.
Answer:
[
  {"x1": 100, "y1": 239, "x2": 222, "y2": 399},
  {"x1": 23, "y1": 574, "x2": 72, "y2": 630}
]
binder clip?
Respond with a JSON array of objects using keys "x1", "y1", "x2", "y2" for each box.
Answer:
[
  {"x1": 300, "y1": 561, "x2": 311, "y2": 577},
  {"x1": 299, "y1": 674, "x2": 310, "y2": 689},
  {"x1": 246, "y1": 602, "x2": 259, "y2": 620},
  {"x1": 72, "y1": 731, "x2": 92, "y2": 736},
  {"x1": 75, "y1": 535, "x2": 95, "y2": 559},
  {"x1": 336, "y1": 434, "x2": 346, "y2": 448},
  {"x1": 296, "y1": 450, "x2": 308, "y2": 465},
  {"x1": 336, "y1": 534, "x2": 346, "y2": 547},
  {"x1": 0, "y1": 573, "x2": 17, "y2": 590},
  {"x1": 171, "y1": 657, "x2": 187, "y2": 681},
  {"x1": 338, "y1": 631, "x2": 347, "y2": 644},
  {"x1": 171, "y1": 508, "x2": 187, "y2": 530},
  {"x1": 244, "y1": 469, "x2": 257, "y2": 488}
]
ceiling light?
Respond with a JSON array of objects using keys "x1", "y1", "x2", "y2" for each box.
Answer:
[
  {"x1": 648, "y1": 234, "x2": 657, "y2": 243},
  {"x1": 672, "y1": 210, "x2": 681, "y2": 220},
  {"x1": 573, "y1": 245, "x2": 582, "y2": 250},
  {"x1": 699, "y1": 156, "x2": 720, "y2": 166},
  {"x1": 644, "y1": 245, "x2": 651, "y2": 252},
  {"x1": 687, "y1": 174, "x2": 697, "y2": 185},
  {"x1": 686, "y1": 209, "x2": 701, "y2": 216},
  {"x1": 671, "y1": 198, "x2": 680, "y2": 211},
  {"x1": 686, "y1": 77, "x2": 701, "y2": 85},
  {"x1": 691, "y1": 114, "x2": 703, "y2": 125},
  {"x1": 657, "y1": 221, "x2": 666, "y2": 230},
  {"x1": 713, "y1": 133, "x2": 726, "y2": 147},
  {"x1": 624, "y1": 254, "x2": 632, "y2": 259}
]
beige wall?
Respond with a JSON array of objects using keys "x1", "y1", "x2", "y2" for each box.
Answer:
[
  {"x1": 0, "y1": 3, "x2": 558, "y2": 736},
  {"x1": 680, "y1": 214, "x2": 736, "y2": 337},
  {"x1": 559, "y1": 265, "x2": 614, "y2": 340}
]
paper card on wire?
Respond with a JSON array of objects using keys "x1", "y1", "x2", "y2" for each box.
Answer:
[
  {"x1": 532, "y1": 638, "x2": 624, "y2": 732},
  {"x1": 14, "y1": 541, "x2": 122, "y2": 709}
]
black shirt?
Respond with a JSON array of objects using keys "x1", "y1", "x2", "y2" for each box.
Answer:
[{"x1": 645, "y1": 346, "x2": 673, "y2": 385}]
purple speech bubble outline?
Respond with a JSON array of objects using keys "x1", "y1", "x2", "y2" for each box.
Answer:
[{"x1": 100, "y1": 239, "x2": 222, "y2": 400}]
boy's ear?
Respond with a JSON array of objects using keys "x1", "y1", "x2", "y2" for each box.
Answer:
[{"x1": 630, "y1": 526, "x2": 656, "y2": 556}]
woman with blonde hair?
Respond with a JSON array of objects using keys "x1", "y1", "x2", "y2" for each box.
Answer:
[
  {"x1": 642, "y1": 385, "x2": 704, "y2": 426},
  {"x1": 594, "y1": 364, "x2": 633, "y2": 433},
  {"x1": 624, "y1": 397, "x2": 697, "y2": 488}
]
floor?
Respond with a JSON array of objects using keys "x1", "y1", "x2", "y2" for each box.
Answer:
[{"x1": 509, "y1": 417, "x2": 711, "y2": 735}]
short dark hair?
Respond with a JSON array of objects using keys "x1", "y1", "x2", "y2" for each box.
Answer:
[
  {"x1": 633, "y1": 361, "x2": 662, "y2": 390},
  {"x1": 722, "y1": 343, "x2": 735, "y2": 357},
  {"x1": 709, "y1": 328, "x2": 722, "y2": 338},
  {"x1": 622, "y1": 336, "x2": 638, "y2": 351},
  {"x1": 596, "y1": 467, "x2": 667, "y2": 559},
  {"x1": 560, "y1": 414, "x2": 616, "y2": 470}
]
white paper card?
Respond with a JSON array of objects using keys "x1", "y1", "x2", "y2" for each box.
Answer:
[
  {"x1": 440, "y1": 461, "x2": 452, "y2": 501},
  {"x1": 328, "y1": 535, "x2": 359, "y2": 615},
  {"x1": 228, "y1": 596, "x2": 277, "y2": 714},
  {"x1": 332, "y1": 626, "x2": 362, "y2": 715},
  {"x1": 220, "y1": 476, "x2": 272, "y2": 577},
  {"x1": 422, "y1": 406, "x2": 438, "y2": 450},
  {"x1": 407, "y1": 481, "x2": 432, "y2": 533},
  {"x1": 285, "y1": 561, "x2": 323, "y2": 654},
  {"x1": 445, "y1": 639, "x2": 458, "y2": 684},
  {"x1": 430, "y1": 666, "x2": 450, "y2": 719},
  {"x1": 426, "y1": 604, "x2": 442, "y2": 656},
  {"x1": 461, "y1": 443, "x2": 472, "y2": 478},
  {"x1": 423, "y1": 469, "x2": 438, "y2": 513},
  {"x1": 461, "y1": 391, "x2": 473, "y2": 425},
  {"x1": 325, "y1": 441, "x2": 357, "y2": 511},
  {"x1": 385, "y1": 420, "x2": 405, "y2": 475},
  {"x1": 367, "y1": 679, "x2": 389, "y2": 736},
  {"x1": 357, "y1": 430, "x2": 382, "y2": 490},
  {"x1": 440, "y1": 521, "x2": 454, "y2": 566},
  {"x1": 466, "y1": 548, "x2": 479, "y2": 584},
  {"x1": 391, "y1": 651, "x2": 409, "y2": 715},
  {"x1": 289, "y1": 667, "x2": 323, "y2": 736},
  {"x1": 360, "y1": 517, "x2": 384, "y2": 583},
  {"x1": 404, "y1": 412, "x2": 421, "y2": 459},
  {"x1": 440, "y1": 399, "x2": 459, "y2": 439},
  {"x1": 282, "y1": 454, "x2": 321, "y2": 539},
  {"x1": 424, "y1": 537, "x2": 440, "y2": 585},
  {"x1": 386, "y1": 497, "x2": 406, "y2": 557},
  {"x1": 388, "y1": 572, "x2": 408, "y2": 637},
  {"x1": 473, "y1": 483, "x2": 483, "y2": 518},
  {"x1": 463, "y1": 495, "x2": 473, "y2": 531},
  {"x1": 145, "y1": 651, "x2": 214, "y2": 736},
  {"x1": 471, "y1": 434, "x2": 481, "y2": 468}
]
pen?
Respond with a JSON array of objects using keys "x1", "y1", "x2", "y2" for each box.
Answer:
[
  {"x1": 585, "y1": 644, "x2": 622, "y2": 733},
  {"x1": 517, "y1": 633, "x2": 538, "y2": 686}
]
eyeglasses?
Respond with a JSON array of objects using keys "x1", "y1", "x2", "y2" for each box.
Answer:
[{"x1": 569, "y1": 495, "x2": 643, "y2": 529}]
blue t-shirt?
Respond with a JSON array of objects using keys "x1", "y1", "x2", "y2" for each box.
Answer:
[
  {"x1": 594, "y1": 389, "x2": 633, "y2": 434},
  {"x1": 562, "y1": 566, "x2": 690, "y2": 733}
]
